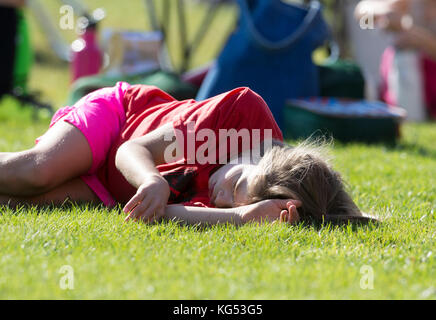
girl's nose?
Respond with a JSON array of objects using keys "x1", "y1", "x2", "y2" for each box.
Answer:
[{"x1": 214, "y1": 189, "x2": 233, "y2": 208}]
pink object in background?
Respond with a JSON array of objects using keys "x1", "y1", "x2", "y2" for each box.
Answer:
[
  {"x1": 380, "y1": 47, "x2": 428, "y2": 121},
  {"x1": 71, "y1": 24, "x2": 103, "y2": 83}
]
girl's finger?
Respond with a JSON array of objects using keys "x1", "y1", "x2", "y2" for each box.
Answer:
[
  {"x1": 138, "y1": 199, "x2": 162, "y2": 223},
  {"x1": 148, "y1": 206, "x2": 165, "y2": 224},
  {"x1": 287, "y1": 200, "x2": 302, "y2": 208},
  {"x1": 125, "y1": 198, "x2": 152, "y2": 222},
  {"x1": 288, "y1": 205, "x2": 300, "y2": 224},
  {"x1": 124, "y1": 193, "x2": 144, "y2": 213},
  {"x1": 275, "y1": 199, "x2": 301, "y2": 211},
  {"x1": 279, "y1": 210, "x2": 287, "y2": 223}
]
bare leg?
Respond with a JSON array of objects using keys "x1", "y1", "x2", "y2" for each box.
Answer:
[
  {"x1": 0, "y1": 121, "x2": 93, "y2": 197},
  {"x1": 0, "y1": 178, "x2": 101, "y2": 207}
]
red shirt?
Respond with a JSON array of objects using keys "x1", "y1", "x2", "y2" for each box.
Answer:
[{"x1": 96, "y1": 85, "x2": 283, "y2": 207}]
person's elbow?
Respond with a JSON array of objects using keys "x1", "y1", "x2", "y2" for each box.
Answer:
[{"x1": 115, "y1": 141, "x2": 134, "y2": 171}]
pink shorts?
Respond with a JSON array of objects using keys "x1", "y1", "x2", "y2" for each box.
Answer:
[{"x1": 36, "y1": 82, "x2": 131, "y2": 207}]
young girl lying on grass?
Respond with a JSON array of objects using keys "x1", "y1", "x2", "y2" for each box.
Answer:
[{"x1": 0, "y1": 83, "x2": 373, "y2": 225}]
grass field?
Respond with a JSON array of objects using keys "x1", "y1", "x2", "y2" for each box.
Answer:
[{"x1": 0, "y1": 0, "x2": 435, "y2": 299}]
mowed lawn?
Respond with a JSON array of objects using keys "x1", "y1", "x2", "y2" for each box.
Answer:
[{"x1": 0, "y1": 0, "x2": 435, "y2": 300}]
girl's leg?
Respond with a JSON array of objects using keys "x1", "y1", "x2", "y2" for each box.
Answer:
[
  {"x1": 0, "y1": 178, "x2": 101, "y2": 207},
  {"x1": 0, "y1": 121, "x2": 93, "y2": 197}
]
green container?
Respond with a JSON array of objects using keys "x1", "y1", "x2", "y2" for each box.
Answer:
[
  {"x1": 283, "y1": 60, "x2": 404, "y2": 144},
  {"x1": 67, "y1": 70, "x2": 198, "y2": 106},
  {"x1": 318, "y1": 60, "x2": 365, "y2": 100},
  {"x1": 283, "y1": 100, "x2": 404, "y2": 144}
]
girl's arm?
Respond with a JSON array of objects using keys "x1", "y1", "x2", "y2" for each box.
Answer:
[
  {"x1": 115, "y1": 123, "x2": 177, "y2": 222},
  {"x1": 163, "y1": 199, "x2": 301, "y2": 226},
  {"x1": 164, "y1": 205, "x2": 243, "y2": 225}
]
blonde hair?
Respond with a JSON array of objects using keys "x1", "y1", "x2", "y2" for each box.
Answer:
[{"x1": 248, "y1": 141, "x2": 378, "y2": 224}]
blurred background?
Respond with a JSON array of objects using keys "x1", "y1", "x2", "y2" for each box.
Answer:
[
  {"x1": 1, "y1": 0, "x2": 435, "y2": 144},
  {"x1": 0, "y1": 0, "x2": 360, "y2": 107},
  {"x1": 9, "y1": 0, "x2": 241, "y2": 107}
]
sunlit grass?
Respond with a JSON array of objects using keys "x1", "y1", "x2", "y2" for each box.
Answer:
[
  {"x1": 0, "y1": 101, "x2": 434, "y2": 299},
  {"x1": 0, "y1": 0, "x2": 434, "y2": 300}
]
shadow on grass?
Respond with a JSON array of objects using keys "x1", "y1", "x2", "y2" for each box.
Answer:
[
  {"x1": 163, "y1": 214, "x2": 381, "y2": 233},
  {"x1": 1, "y1": 202, "x2": 380, "y2": 233},
  {"x1": 297, "y1": 216, "x2": 381, "y2": 232},
  {"x1": 0, "y1": 201, "x2": 119, "y2": 216},
  {"x1": 390, "y1": 141, "x2": 436, "y2": 159},
  {"x1": 330, "y1": 136, "x2": 436, "y2": 160}
]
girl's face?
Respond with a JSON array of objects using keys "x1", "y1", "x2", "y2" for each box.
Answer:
[{"x1": 208, "y1": 163, "x2": 255, "y2": 208}]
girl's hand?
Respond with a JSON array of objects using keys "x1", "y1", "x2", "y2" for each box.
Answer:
[
  {"x1": 239, "y1": 199, "x2": 301, "y2": 224},
  {"x1": 279, "y1": 203, "x2": 300, "y2": 224},
  {"x1": 123, "y1": 174, "x2": 170, "y2": 223}
]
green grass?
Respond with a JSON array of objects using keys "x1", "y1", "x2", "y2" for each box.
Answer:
[
  {"x1": 0, "y1": 0, "x2": 435, "y2": 300},
  {"x1": 1, "y1": 117, "x2": 434, "y2": 299}
]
